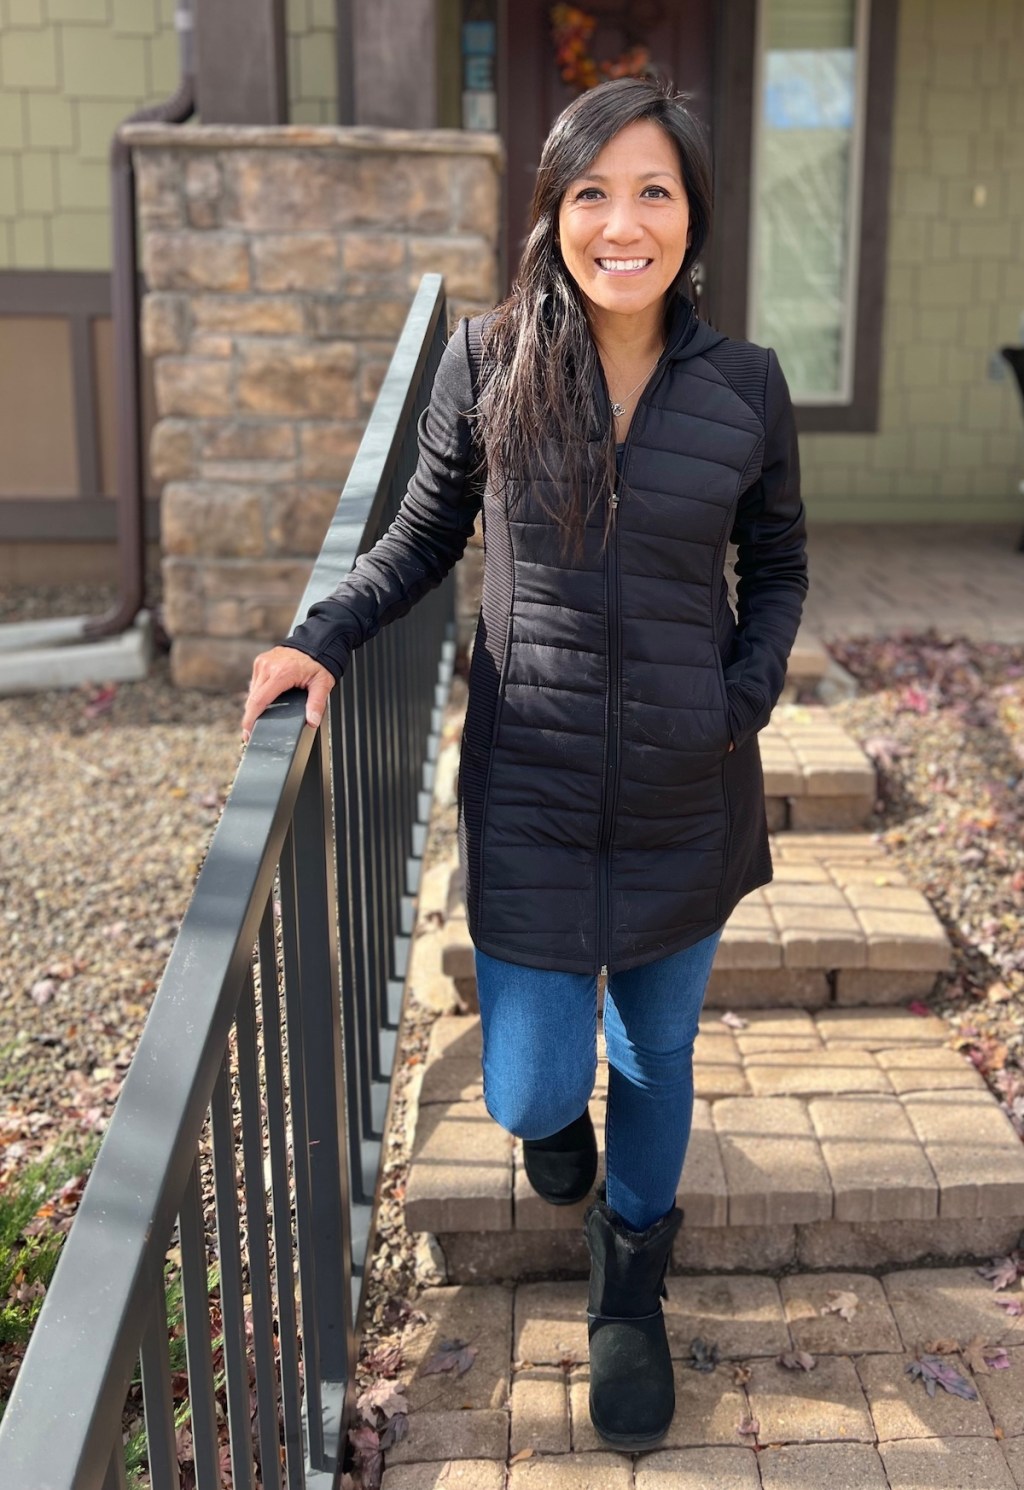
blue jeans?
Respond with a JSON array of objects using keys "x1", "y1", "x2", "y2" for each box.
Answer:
[{"x1": 473, "y1": 929, "x2": 724, "y2": 1233}]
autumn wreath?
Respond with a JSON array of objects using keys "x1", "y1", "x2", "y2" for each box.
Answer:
[{"x1": 550, "y1": 4, "x2": 652, "y2": 92}]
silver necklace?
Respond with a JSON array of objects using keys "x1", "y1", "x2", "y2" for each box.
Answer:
[{"x1": 608, "y1": 357, "x2": 661, "y2": 417}]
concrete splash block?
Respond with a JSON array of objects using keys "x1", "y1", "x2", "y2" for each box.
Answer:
[{"x1": 0, "y1": 612, "x2": 153, "y2": 695}]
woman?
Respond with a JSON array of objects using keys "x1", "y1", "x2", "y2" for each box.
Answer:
[{"x1": 242, "y1": 77, "x2": 807, "y2": 1450}]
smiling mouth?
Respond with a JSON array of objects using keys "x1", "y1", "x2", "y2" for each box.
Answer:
[{"x1": 597, "y1": 257, "x2": 652, "y2": 273}]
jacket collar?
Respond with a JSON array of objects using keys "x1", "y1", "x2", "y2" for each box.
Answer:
[{"x1": 664, "y1": 293, "x2": 727, "y2": 362}]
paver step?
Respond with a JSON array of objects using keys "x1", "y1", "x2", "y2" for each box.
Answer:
[
  {"x1": 377, "y1": 1267, "x2": 1024, "y2": 1487},
  {"x1": 404, "y1": 1005, "x2": 1024, "y2": 1281},
  {"x1": 777, "y1": 624, "x2": 830, "y2": 692},
  {"x1": 441, "y1": 833, "x2": 952, "y2": 1010},
  {"x1": 759, "y1": 702, "x2": 877, "y2": 830}
]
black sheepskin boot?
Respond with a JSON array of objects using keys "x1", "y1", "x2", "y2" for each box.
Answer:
[
  {"x1": 583, "y1": 1189, "x2": 683, "y2": 1449},
  {"x1": 522, "y1": 1108, "x2": 597, "y2": 1205}
]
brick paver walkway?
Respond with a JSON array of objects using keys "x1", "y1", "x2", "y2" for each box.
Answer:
[
  {"x1": 382, "y1": 626, "x2": 1024, "y2": 1490},
  {"x1": 797, "y1": 523, "x2": 1024, "y2": 643},
  {"x1": 381, "y1": 1266, "x2": 1024, "y2": 1488}
]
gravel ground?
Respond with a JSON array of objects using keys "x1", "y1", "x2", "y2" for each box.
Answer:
[{"x1": 0, "y1": 609, "x2": 242, "y2": 1179}]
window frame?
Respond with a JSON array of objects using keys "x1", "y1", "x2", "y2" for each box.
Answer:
[{"x1": 706, "y1": 0, "x2": 899, "y2": 433}]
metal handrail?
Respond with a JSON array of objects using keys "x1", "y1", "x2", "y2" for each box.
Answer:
[{"x1": 0, "y1": 274, "x2": 454, "y2": 1490}]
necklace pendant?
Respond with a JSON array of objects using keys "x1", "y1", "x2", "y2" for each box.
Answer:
[{"x1": 610, "y1": 401, "x2": 625, "y2": 417}]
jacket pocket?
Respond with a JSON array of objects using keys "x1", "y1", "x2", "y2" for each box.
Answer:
[{"x1": 712, "y1": 643, "x2": 733, "y2": 754}]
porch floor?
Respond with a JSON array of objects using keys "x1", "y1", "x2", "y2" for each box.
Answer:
[{"x1": 799, "y1": 522, "x2": 1024, "y2": 643}]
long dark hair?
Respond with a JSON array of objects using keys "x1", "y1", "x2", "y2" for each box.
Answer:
[{"x1": 478, "y1": 77, "x2": 713, "y2": 552}]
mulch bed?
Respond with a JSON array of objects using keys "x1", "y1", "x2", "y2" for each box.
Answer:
[{"x1": 827, "y1": 632, "x2": 1024, "y2": 1136}]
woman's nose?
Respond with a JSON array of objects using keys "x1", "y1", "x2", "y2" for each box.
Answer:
[{"x1": 602, "y1": 199, "x2": 644, "y2": 245}]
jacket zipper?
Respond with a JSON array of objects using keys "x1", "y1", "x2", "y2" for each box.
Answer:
[{"x1": 593, "y1": 344, "x2": 673, "y2": 969}]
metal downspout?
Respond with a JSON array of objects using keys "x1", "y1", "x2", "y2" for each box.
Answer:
[{"x1": 84, "y1": 1, "x2": 196, "y2": 641}]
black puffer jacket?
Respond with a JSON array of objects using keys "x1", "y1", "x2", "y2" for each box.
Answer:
[{"x1": 284, "y1": 295, "x2": 808, "y2": 974}]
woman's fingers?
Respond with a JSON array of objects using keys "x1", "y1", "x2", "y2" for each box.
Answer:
[
  {"x1": 241, "y1": 647, "x2": 335, "y2": 741},
  {"x1": 304, "y1": 670, "x2": 334, "y2": 729}
]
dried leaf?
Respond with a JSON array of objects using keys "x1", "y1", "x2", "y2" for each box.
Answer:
[
  {"x1": 977, "y1": 1253, "x2": 1022, "y2": 1291},
  {"x1": 378, "y1": 1412, "x2": 408, "y2": 1450},
  {"x1": 923, "y1": 1337, "x2": 960, "y2": 1355},
  {"x1": 421, "y1": 1337, "x2": 478, "y2": 1377},
  {"x1": 820, "y1": 1289, "x2": 859, "y2": 1321},
  {"x1": 777, "y1": 1350, "x2": 816, "y2": 1372},
  {"x1": 357, "y1": 1380, "x2": 409, "y2": 1421},
  {"x1": 732, "y1": 1363, "x2": 752, "y2": 1386},
  {"x1": 737, "y1": 1415, "x2": 760, "y2": 1436},
  {"x1": 689, "y1": 1336, "x2": 719, "y2": 1372},
  {"x1": 509, "y1": 1448, "x2": 535, "y2": 1463},
  {"x1": 995, "y1": 1296, "x2": 1024, "y2": 1317},
  {"x1": 347, "y1": 1424, "x2": 383, "y2": 1490},
  {"x1": 363, "y1": 1342, "x2": 404, "y2": 1376},
  {"x1": 719, "y1": 1011, "x2": 748, "y2": 1030},
  {"x1": 906, "y1": 1355, "x2": 979, "y2": 1401}
]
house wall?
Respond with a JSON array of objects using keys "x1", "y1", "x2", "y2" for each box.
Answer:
[
  {"x1": 0, "y1": 0, "x2": 338, "y2": 272},
  {"x1": 800, "y1": 0, "x2": 1024, "y2": 521}
]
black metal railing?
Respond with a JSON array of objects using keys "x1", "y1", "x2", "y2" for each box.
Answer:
[{"x1": 0, "y1": 274, "x2": 456, "y2": 1490}]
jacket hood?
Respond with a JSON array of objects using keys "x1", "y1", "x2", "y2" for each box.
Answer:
[{"x1": 664, "y1": 294, "x2": 727, "y2": 362}]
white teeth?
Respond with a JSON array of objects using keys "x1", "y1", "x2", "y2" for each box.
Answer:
[{"x1": 598, "y1": 258, "x2": 650, "y2": 272}]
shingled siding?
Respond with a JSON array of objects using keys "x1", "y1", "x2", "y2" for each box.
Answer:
[
  {"x1": 0, "y1": 0, "x2": 335, "y2": 272},
  {"x1": 128, "y1": 122, "x2": 500, "y2": 689},
  {"x1": 801, "y1": 0, "x2": 1024, "y2": 521}
]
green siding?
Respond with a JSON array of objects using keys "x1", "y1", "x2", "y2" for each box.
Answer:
[
  {"x1": 0, "y1": 0, "x2": 338, "y2": 270},
  {"x1": 803, "y1": 0, "x2": 1024, "y2": 522}
]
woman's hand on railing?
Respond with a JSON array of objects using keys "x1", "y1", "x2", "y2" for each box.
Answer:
[{"x1": 241, "y1": 646, "x2": 336, "y2": 744}]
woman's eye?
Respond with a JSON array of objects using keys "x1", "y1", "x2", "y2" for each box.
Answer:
[
  {"x1": 642, "y1": 185, "x2": 669, "y2": 198},
  {"x1": 575, "y1": 187, "x2": 603, "y2": 201}
]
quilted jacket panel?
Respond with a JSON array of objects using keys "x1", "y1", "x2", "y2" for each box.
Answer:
[{"x1": 284, "y1": 295, "x2": 808, "y2": 974}]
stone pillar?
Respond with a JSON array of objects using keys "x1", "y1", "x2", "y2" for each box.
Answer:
[{"x1": 126, "y1": 122, "x2": 502, "y2": 689}]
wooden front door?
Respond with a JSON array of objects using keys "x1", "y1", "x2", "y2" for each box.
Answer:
[{"x1": 500, "y1": 0, "x2": 716, "y2": 296}]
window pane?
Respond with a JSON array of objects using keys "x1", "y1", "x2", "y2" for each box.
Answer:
[{"x1": 750, "y1": 0, "x2": 861, "y2": 401}]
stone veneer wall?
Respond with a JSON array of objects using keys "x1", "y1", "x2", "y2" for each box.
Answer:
[{"x1": 127, "y1": 122, "x2": 501, "y2": 689}]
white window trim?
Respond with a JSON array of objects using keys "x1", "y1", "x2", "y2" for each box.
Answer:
[{"x1": 747, "y1": 0, "x2": 871, "y2": 405}]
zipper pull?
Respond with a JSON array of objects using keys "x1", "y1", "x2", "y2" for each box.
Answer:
[{"x1": 610, "y1": 491, "x2": 619, "y2": 510}]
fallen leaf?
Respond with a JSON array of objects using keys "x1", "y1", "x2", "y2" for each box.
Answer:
[
  {"x1": 777, "y1": 1350, "x2": 816, "y2": 1371},
  {"x1": 347, "y1": 1424, "x2": 383, "y2": 1490},
  {"x1": 83, "y1": 684, "x2": 118, "y2": 718},
  {"x1": 923, "y1": 1337, "x2": 959, "y2": 1355},
  {"x1": 905, "y1": 1355, "x2": 979, "y2": 1400},
  {"x1": 907, "y1": 1000, "x2": 933, "y2": 1017},
  {"x1": 378, "y1": 1413, "x2": 408, "y2": 1450},
  {"x1": 689, "y1": 1336, "x2": 719, "y2": 1372},
  {"x1": 356, "y1": 1380, "x2": 409, "y2": 1421},
  {"x1": 29, "y1": 979, "x2": 58, "y2": 1007},
  {"x1": 732, "y1": 1363, "x2": 752, "y2": 1386},
  {"x1": 421, "y1": 1337, "x2": 478, "y2": 1377},
  {"x1": 995, "y1": 1297, "x2": 1023, "y2": 1317},
  {"x1": 977, "y1": 1253, "x2": 1022, "y2": 1291},
  {"x1": 509, "y1": 1448, "x2": 535, "y2": 1464},
  {"x1": 363, "y1": 1342, "x2": 404, "y2": 1376},
  {"x1": 737, "y1": 1415, "x2": 760, "y2": 1436},
  {"x1": 820, "y1": 1289, "x2": 859, "y2": 1321},
  {"x1": 719, "y1": 1012, "x2": 748, "y2": 1030}
]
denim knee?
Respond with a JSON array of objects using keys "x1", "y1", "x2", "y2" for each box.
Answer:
[{"x1": 483, "y1": 1070, "x2": 593, "y2": 1141}]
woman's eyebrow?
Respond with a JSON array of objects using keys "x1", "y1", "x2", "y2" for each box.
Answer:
[{"x1": 576, "y1": 170, "x2": 680, "y2": 183}]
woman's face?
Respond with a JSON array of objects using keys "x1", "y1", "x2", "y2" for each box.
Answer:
[{"x1": 556, "y1": 119, "x2": 691, "y2": 324}]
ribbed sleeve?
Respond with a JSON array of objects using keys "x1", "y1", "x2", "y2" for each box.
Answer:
[
  {"x1": 281, "y1": 317, "x2": 486, "y2": 680},
  {"x1": 723, "y1": 348, "x2": 809, "y2": 749}
]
